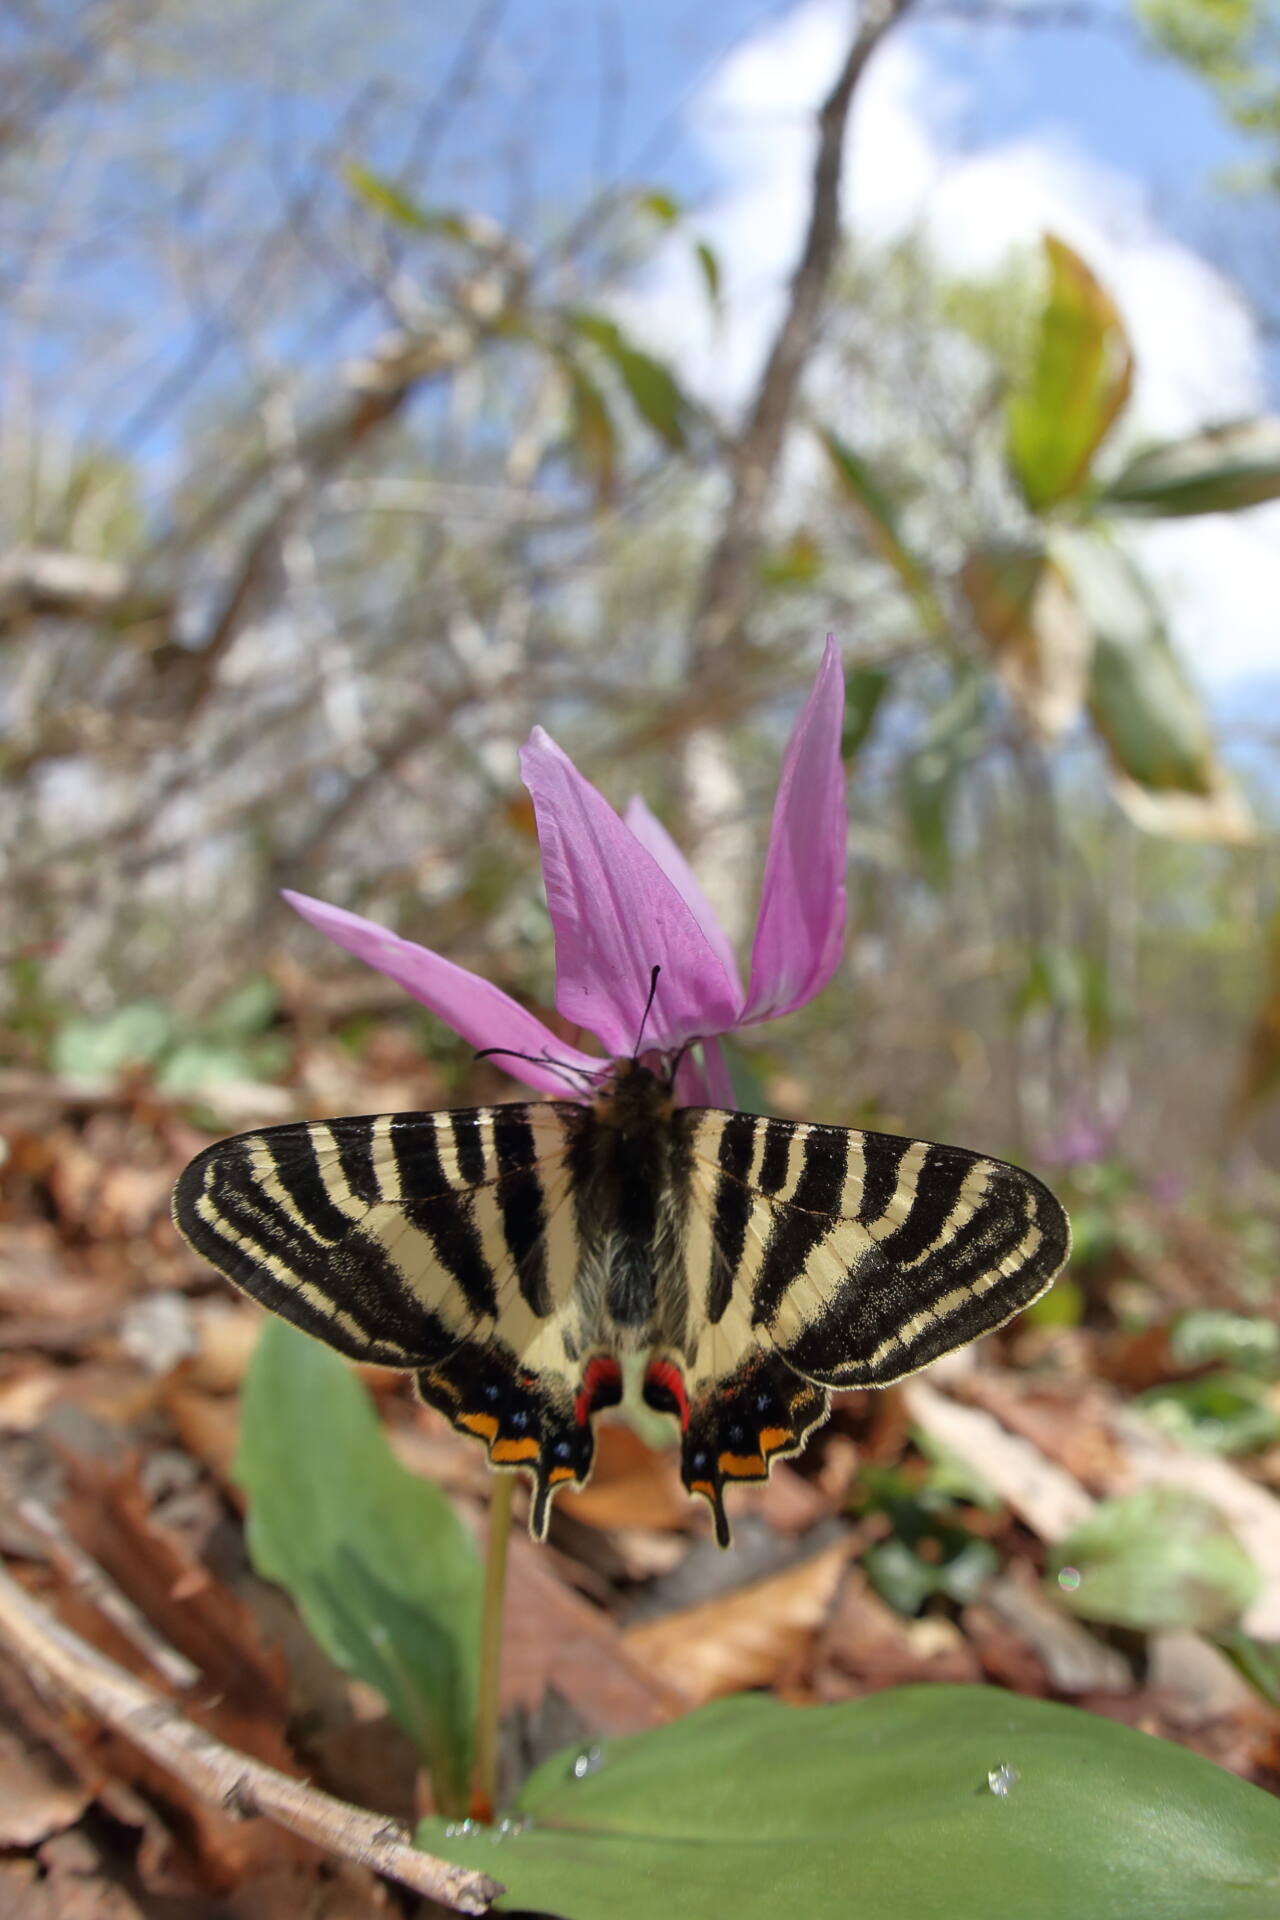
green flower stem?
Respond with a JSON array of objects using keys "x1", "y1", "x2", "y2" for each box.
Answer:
[{"x1": 472, "y1": 1469, "x2": 515, "y2": 1822}]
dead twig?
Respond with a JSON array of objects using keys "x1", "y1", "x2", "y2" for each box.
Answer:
[
  {"x1": 14, "y1": 1498, "x2": 200, "y2": 1692},
  {"x1": 0, "y1": 1562, "x2": 502, "y2": 1914}
]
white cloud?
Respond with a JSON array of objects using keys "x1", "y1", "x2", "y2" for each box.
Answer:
[{"x1": 636, "y1": 0, "x2": 1279, "y2": 686}]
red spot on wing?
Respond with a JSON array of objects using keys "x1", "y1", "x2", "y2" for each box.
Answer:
[
  {"x1": 574, "y1": 1355, "x2": 623, "y2": 1427},
  {"x1": 644, "y1": 1358, "x2": 690, "y2": 1432}
]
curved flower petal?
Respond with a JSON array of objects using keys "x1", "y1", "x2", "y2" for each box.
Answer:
[
  {"x1": 743, "y1": 636, "x2": 848, "y2": 1023},
  {"x1": 282, "y1": 890, "x2": 605, "y2": 1100},
  {"x1": 520, "y1": 729, "x2": 743, "y2": 1056},
  {"x1": 673, "y1": 1036, "x2": 736, "y2": 1109},
  {"x1": 622, "y1": 795, "x2": 745, "y2": 1003}
]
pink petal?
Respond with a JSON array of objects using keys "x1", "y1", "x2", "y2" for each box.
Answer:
[
  {"x1": 673, "y1": 1036, "x2": 736, "y2": 1109},
  {"x1": 520, "y1": 729, "x2": 744, "y2": 1057},
  {"x1": 742, "y1": 636, "x2": 848, "y2": 1022},
  {"x1": 622, "y1": 796, "x2": 744, "y2": 1003},
  {"x1": 282, "y1": 890, "x2": 605, "y2": 1100}
]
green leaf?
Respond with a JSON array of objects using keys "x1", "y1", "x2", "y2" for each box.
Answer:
[
  {"x1": 901, "y1": 676, "x2": 987, "y2": 888},
  {"x1": 557, "y1": 351, "x2": 618, "y2": 503},
  {"x1": 818, "y1": 429, "x2": 943, "y2": 632},
  {"x1": 637, "y1": 189, "x2": 681, "y2": 226},
  {"x1": 567, "y1": 312, "x2": 690, "y2": 451},
  {"x1": 1100, "y1": 417, "x2": 1280, "y2": 517},
  {"x1": 51, "y1": 1001, "x2": 175, "y2": 1081},
  {"x1": 1007, "y1": 234, "x2": 1133, "y2": 511},
  {"x1": 205, "y1": 974, "x2": 280, "y2": 1041},
  {"x1": 237, "y1": 1319, "x2": 482, "y2": 1816},
  {"x1": 1139, "y1": 1374, "x2": 1280, "y2": 1457},
  {"x1": 1059, "y1": 532, "x2": 1255, "y2": 842},
  {"x1": 1050, "y1": 1486, "x2": 1260, "y2": 1633},
  {"x1": 1218, "y1": 1629, "x2": 1280, "y2": 1710},
  {"x1": 1171, "y1": 1310, "x2": 1280, "y2": 1377},
  {"x1": 343, "y1": 162, "x2": 472, "y2": 243},
  {"x1": 694, "y1": 239, "x2": 721, "y2": 310},
  {"x1": 420, "y1": 1687, "x2": 1280, "y2": 1920},
  {"x1": 960, "y1": 541, "x2": 1093, "y2": 743},
  {"x1": 758, "y1": 529, "x2": 822, "y2": 590},
  {"x1": 842, "y1": 664, "x2": 891, "y2": 761}
]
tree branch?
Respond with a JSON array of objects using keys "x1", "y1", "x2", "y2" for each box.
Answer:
[
  {"x1": 690, "y1": 0, "x2": 915, "y2": 669},
  {"x1": 0, "y1": 1561, "x2": 501, "y2": 1914}
]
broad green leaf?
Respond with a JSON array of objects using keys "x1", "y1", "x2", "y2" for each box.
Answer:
[
  {"x1": 237, "y1": 1319, "x2": 482, "y2": 1816},
  {"x1": 961, "y1": 541, "x2": 1093, "y2": 743},
  {"x1": 1007, "y1": 234, "x2": 1133, "y2": 511},
  {"x1": 567, "y1": 312, "x2": 690, "y2": 451},
  {"x1": 901, "y1": 676, "x2": 987, "y2": 887},
  {"x1": 842, "y1": 664, "x2": 891, "y2": 760},
  {"x1": 420, "y1": 1686, "x2": 1280, "y2": 1920},
  {"x1": 1060, "y1": 531, "x2": 1255, "y2": 842},
  {"x1": 206, "y1": 974, "x2": 279, "y2": 1041},
  {"x1": 1050, "y1": 1486, "x2": 1260, "y2": 1633},
  {"x1": 1100, "y1": 417, "x2": 1280, "y2": 516},
  {"x1": 343, "y1": 162, "x2": 474, "y2": 244},
  {"x1": 818, "y1": 428, "x2": 944, "y2": 632}
]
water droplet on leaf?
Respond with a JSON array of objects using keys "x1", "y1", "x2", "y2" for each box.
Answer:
[
  {"x1": 987, "y1": 1763, "x2": 1020, "y2": 1798},
  {"x1": 571, "y1": 1744, "x2": 604, "y2": 1779}
]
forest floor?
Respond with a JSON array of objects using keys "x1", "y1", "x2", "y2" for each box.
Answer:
[{"x1": 2, "y1": 1013, "x2": 1279, "y2": 1917}]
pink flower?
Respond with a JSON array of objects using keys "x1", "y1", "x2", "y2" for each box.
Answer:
[{"x1": 283, "y1": 638, "x2": 846, "y2": 1105}]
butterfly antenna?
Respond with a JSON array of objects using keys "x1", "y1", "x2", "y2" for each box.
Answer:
[
  {"x1": 473, "y1": 1046, "x2": 604, "y2": 1095},
  {"x1": 632, "y1": 965, "x2": 662, "y2": 1061}
]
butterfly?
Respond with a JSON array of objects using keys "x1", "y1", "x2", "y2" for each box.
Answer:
[{"x1": 172, "y1": 1056, "x2": 1070, "y2": 1546}]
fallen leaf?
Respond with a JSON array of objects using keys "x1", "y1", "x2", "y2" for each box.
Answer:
[
  {"x1": 815, "y1": 1564, "x2": 981, "y2": 1698},
  {"x1": 560, "y1": 1422, "x2": 692, "y2": 1533},
  {"x1": 622, "y1": 1539, "x2": 855, "y2": 1706},
  {"x1": 503, "y1": 1531, "x2": 683, "y2": 1732},
  {"x1": 0, "y1": 1724, "x2": 92, "y2": 1847}
]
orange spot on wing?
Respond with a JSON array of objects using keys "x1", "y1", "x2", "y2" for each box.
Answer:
[
  {"x1": 718, "y1": 1451, "x2": 766, "y2": 1478},
  {"x1": 758, "y1": 1426, "x2": 793, "y2": 1455},
  {"x1": 689, "y1": 1479, "x2": 717, "y2": 1500},
  {"x1": 547, "y1": 1465, "x2": 576, "y2": 1485},
  {"x1": 459, "y1": 1412, "x2": 499, "y2": 1441},
  {"x1": 491, "y1": 1437, "x2": 540, "y2": 1464}
]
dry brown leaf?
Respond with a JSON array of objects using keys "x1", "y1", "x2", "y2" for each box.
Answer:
[
  {"x1": 55, "y1": 1447, "x2": 292, "y2": 1738},
  {"x1": 503, "y1": 1531, "x2": 684, "y2": 1732},
  {"x1": 0, "y1": 1724, "x2": 92, "y2": 1848},
  {"x1": 559, "y1": 1422, "x2": 691, "y2": 1533},
  {"x1": 815, "y1": 1565, "x2": 981, "y2": 1699},
  {"x1": 622, "y1": 1539, "x2": 855, "y2": 1706}
]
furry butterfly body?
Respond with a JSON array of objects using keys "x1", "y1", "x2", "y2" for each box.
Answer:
[{"x1": 173, "y1": 1061, "x2": 1069, "y2": 1544}]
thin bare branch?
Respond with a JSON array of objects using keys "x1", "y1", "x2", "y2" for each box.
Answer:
[
  {"x1": 0, "y1": 1561, "x2": 502, "y2": 1914},
  {"x1": 690, "y1": 0, "x2": 915, "y2": 670}
]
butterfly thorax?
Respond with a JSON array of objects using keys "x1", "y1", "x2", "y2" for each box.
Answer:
[{"x1": 569, "y1": 1060, "x2": 691, "y2": 1346}]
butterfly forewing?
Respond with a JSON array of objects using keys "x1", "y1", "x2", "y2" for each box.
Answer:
[{"x1": 680, "y1": 1110, "x2": 1068, "y2": 1386}]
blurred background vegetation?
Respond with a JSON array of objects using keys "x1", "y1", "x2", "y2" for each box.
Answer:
[{"x1": 3, "y1": 0, "x2": 1280, "y2": 1248}]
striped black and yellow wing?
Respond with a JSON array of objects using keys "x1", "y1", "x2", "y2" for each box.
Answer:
[
  {"x1": 173, "y1": 1105, "x2": 602, "y2": 1534},
  {"x1": 663, "y1": 1110, "x2": 1070, "y2": 1543}
]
